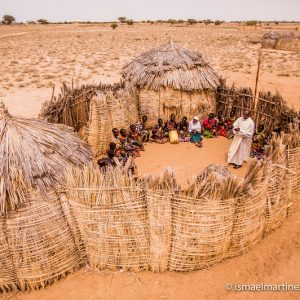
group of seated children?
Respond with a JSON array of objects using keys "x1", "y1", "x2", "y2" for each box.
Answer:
[
  {"x1": 150, "y1": 111, "x2": 239, "y2": 146},
  {"x1": 97, "y1": 115, "x2": 151, "y2": 173},
  {"x1": 97, "y1": 111, "x2": 270, "y2": 172},
  {"x1": 202, "y1": 111, "x2": 237, "y2": 139}
]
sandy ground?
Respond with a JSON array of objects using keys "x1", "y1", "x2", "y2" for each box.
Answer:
[
  {"x1": 136, "y1": 139, "x2": 246, "y2": 186},
  {"x1": 1, "y1": 23, "x2": 299, "y2": 300}
]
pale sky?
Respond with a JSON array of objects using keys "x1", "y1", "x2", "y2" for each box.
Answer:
[{"x1": 1, "y1": 0, "x2": 299, "y2": 22}]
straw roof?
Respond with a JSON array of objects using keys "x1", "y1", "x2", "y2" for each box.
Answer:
[
  {"x1": 121, "y1": 42, "x2": 221, "y2": 91},
  {"x1": 0, "y1": 103, "x2": 92, "y2": 214},
  {"x1": 263, "y1": 31, "x2": 296, "y2": 40}
]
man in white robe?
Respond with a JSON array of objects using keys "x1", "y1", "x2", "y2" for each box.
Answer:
[{"x1": 227, "y1": 110, "x2": 255, "y2": 168}]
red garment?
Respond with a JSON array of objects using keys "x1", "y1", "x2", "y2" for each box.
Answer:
[
  {"x1": 218, "y1": 126, "x2": 227, "y2": 137},
  {"x1": 203, "y1": 118, "x2": 215, "y2": 130}
]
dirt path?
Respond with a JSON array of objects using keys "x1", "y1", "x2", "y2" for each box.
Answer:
[{"x1": 0, "y1": 32, "x2": 30, "y2": 39}]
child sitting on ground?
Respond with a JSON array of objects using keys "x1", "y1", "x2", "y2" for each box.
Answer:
[{"x1": 178, "y1": 116, "x2": 190, "y2": 142}]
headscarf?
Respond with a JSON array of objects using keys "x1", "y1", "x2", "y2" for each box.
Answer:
[{"x1": 189, "y1": 116, "x2": 201, "y2": 132}]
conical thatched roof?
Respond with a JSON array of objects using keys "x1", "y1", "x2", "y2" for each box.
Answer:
[
  {"x1": 0, "y1": 103, "x2": 92, "y2": 214},
  {"x1": 263, "y1": 31, "x2": 296, "y2": 40},
  {"x1": 121, "y1": 42, "x2": 221, "y2": 91}
]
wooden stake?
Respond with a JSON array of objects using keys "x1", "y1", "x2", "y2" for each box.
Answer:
[{"x1": 253, "y1": 50, "x2": 262, "y2": 112}]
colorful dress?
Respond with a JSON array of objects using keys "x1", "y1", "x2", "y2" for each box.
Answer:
[
  {"x1": 203, "y1": 118, "x2": 216, "y2": 138},
  {"x1": 188, "y1": 119, "x2": 203, "y2": 143}
]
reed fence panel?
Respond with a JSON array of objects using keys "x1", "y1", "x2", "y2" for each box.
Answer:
[
  {"x1": 6, "y1": 191, "x2": 83, "y2": 291},
  {"x1": 169, "y1": 194, "x2": 236, "y2": 271},
  {"x1": 68, "y1": 187, "x2": 149, "y2": 272}
]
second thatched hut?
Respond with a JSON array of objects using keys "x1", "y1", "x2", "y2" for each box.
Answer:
[
  {"x1": 262, "y1": 31, "x2": 300, "y2": 52},
  {"x1": 121, "y1": 42, "x2": 221, "y2": 124}
]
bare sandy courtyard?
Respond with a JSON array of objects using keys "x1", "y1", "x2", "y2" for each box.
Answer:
[{"x1": 136, "y1": 139, "x2": 246, "y2": 186}]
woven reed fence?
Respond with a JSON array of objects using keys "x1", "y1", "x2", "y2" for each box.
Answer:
[
  {"x1": 0, "y1": 190, "x2": 85, "y2": 292},
  {"x1": 41, "y1": 83, "x2": 139, "y2": 133},
  {"x1": 216, "y1": 85, "x2": 298, "y2": 135},
  {"x1": 41, "y1": 82, "x2": 139, "y2": 156},
  {"x1": 1, "y1": 135, "x2": 299, "y2": 293}
]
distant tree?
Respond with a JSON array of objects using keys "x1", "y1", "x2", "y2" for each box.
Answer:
[
  {"x1": 198, "y1": 20, "x2": 203, "y2": 23},
  {"x1": 187, "y1": 19, "x2": 197, "y2": 25},
  {"x1": 214, "y1": 20, "x2": 222, "y2": 26},
  {"x1": 156, "y1": 20, "x2": 164, "y2": 23},
  {"x1": 126, "y1": 19, "x2": 134, "y2": 26},
  {"x1": 204, "y1": 19, "x2": 212, "y2": 25},
  {"x1": 118, "y1": 17, "x2": 127, "y2": 23},
  {"x1": 167, "y1": 19, "x2": 177, "y2": 24},
  {"x1": 177, "y1": 19, "x2": 184, "y2": 23},
  {"x1": 2, "y1": 15, "x2": 15, "y2": 24},
  {"x1": 245, "y1": 20, "x2": 258, "y2": 26},
  {"x1": 275, "y1": 21, "x2": 279, "y2": 25},
  {"x1": 37, "y1": 19, "x2": 49, "y2": 24},
  {"x1": 111, "y1": 23, "x2": 118, "y2": 29}
]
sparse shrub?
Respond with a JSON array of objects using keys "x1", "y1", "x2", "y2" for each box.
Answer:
[
  {"x1": 111, "y1": 23, "x2": 118, "y2": 30},
  {"x1": 245, "y1": 20, "x2": 258, "y2": 26},
  {"x1": 2, "y1": 15, "x2": 15, "y2": 24},
  {"x1": 214, "y1": 20, "x2": 222, "y2": 26},
  {"x1": 275, "y1": 21, "x2": 279, "y2": 25},
  {"x1": 126, "y1": 19, "x2": 134, "y2": 26},
  {"x1": 204, "y1": 19, "x2": 212, "y2": 25},
  {"x1": 178, "y1": 19, "x2": 184, "y2": 23},
  {"x1": 278, "y1": 73, "x2": 290, "y2": 77}
]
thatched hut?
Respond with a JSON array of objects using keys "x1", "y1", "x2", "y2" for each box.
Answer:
[
  {"x1": 262, "y1": 31, "x2": 300, "y2": 52},
  {"x1": 41, "y1": 83, "x2": 139, "y2": 156},
  {"x1": 121, "y1": 42, "x2": 221, "y2": 123},
  {"x1": 0, "y1": 103, "x2": 92, "y2": 292}
]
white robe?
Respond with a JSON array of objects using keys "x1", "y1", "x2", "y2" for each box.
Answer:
[{"x1": 227, "y1": 117, "x2": 255, "y2": 166}]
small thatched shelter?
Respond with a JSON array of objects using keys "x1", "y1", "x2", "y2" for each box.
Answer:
[
  {"x1": 262, "y1": 31, "x2": 300, "y2": 52},
  {"x1": 41, "y1": 83, "x2": 139, "y2": 156},
  {"x1": 0, "y1": 103, "x2": 92, "y2": 291},
  {"x1": 121, "y1": 42, "x2": 221, "y2": 123}
]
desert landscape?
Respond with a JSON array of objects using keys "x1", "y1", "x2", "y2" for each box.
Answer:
[
  {"x1": 0, "y1": 20, "x2": 300, "y2": 300},
  {"x1": 0, "y1": 22, "x2": 299, "y2": 119}
]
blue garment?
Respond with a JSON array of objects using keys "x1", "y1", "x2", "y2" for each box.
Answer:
[{"x1": 190, "y1": 132, "x2": 202, "y2": 143}]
